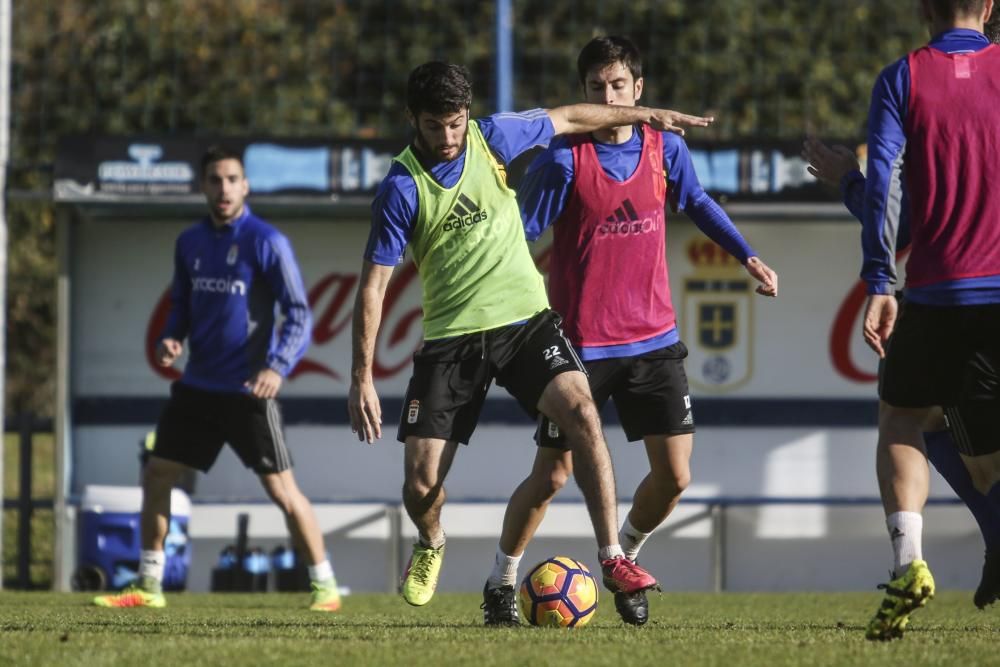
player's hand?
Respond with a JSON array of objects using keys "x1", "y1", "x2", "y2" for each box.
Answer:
[
  {"x1": 348, "y1": 377, "x2": 382, "y2": 444},
  {"x1": 246, "y1": 368, "x2": 283, "y2": 399},
  {"x1": 156, "y1": 338, "x2": 183, "y2": 367},
  {"x1": 802, "y1": 136, "x2": 859, "y2": 186},
  {"x1": 862, "y1": 294, "x2": 898, "y2": 358},
  {"x1": 745, "y1": 256, "x2": 778, "y2": 297},
  {"x1": 647, "y1": 109, "x2": 715, "y2": 136}
]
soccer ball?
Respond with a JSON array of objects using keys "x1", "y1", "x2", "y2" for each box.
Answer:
[{"x1": 518, "y1": 556, "x2": 599, "y2": 628}]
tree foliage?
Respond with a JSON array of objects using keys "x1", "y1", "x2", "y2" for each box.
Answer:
[
  {"x1": 10, "y1": 0, "x2": 927, "y2": 157},
  {"x1": 5, "y1": 0, "x2": 928, "y2": 417},
  {"x1": 5, "y1": 199, "x2": 55, "y2": 418}
]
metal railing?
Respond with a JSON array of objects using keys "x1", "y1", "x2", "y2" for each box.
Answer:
[
  {"x1": 2, "y1": 414, "x2": 54, "y2": 589},
  {"x1": 203, "y1": 495, "x2": 964, "y2": 594}
]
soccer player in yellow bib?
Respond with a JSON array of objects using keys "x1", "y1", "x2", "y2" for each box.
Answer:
[{"x1": 348, "y1": 61, "x2": 712, "y2": 623}]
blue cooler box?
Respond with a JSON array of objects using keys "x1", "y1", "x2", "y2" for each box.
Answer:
[{"x1": 74, "y1": 485, "x2": 191, "y2": 591}]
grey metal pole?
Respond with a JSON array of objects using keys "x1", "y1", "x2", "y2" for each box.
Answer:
[
  {"x1": 0, "y1": 0, "x2": 14, "y2": 592},
  {"x1": 17, "y1": 414, "x2": 32, "y2": 588},
  {"x1": 53, "y1": 208, "x2": 72, "y2": 591},
  {"x1": 387, "y1": 504, "x2": 402, "y2": 594},
  {"x1": 711, "y1": 503, "x2": 726, "y2": 593}
]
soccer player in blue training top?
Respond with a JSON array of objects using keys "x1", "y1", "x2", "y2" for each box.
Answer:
[
  {"x1": 349, "y1": 61, "x2": 714, "y2": 624},
  {"x1": 94, "y1": 146, "x2": 342, "y2": 612},
  {"x1": 853, "y1": 0, "x2": 1000, "y2": 640},
  {"x1": 483, "y1": 36, "x2": 777, "y2": 627},
  {"x1": 804, "y1": 0, "x2": 1000, "y2": 602}
]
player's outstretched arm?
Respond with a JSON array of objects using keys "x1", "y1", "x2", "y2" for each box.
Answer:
[
  {"x1": 802, "y1": 135, "x2": 872, "y2": 224},
  {"x1": 745, "y1": 257, "x2": 778, "y2": 297},
  {"x1": 802, "y1": 136, "x2": 860, "y2": 187},
  {"x1": 349, "y1": 260, "x2": 394, "y2": 444},
  {"x1": 546, "y1": 104, "x2": 713, "y2": 137}
]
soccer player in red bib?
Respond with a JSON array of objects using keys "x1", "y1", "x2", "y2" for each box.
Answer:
[
  {"x1": 804, "y1": 11, "x2": 1000, "y2": 606},
  {"x1": 856, "y1": 0, "x2": 1000, "y2": 640},
  {"x1": 481, "y1": 36, "x2": 777, "y2": 626}
]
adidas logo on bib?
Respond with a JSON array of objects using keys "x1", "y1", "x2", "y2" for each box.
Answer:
[{"x1": 443, "y1": 193, "x2": 488, "y2": 232}]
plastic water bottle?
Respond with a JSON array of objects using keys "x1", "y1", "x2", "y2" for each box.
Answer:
[
  {"x1": 217, "y1": 546, "x2": 238, "y2": 570},
  {"x1": 242, "y1": 547, "x2": 270, "y2": 592}
]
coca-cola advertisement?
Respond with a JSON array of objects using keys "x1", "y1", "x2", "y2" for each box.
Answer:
[
  {"x1": 70, "y1": 216, "x2": 887, "y2": 402},
  {"x1": 66, "y1": 214, "x2": 896, "y2": 503}
]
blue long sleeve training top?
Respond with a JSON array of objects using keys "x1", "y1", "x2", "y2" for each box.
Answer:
[
  {"x1": 162, "y1": 205, "x2": 312, "y2": 393},
  {"x1": 842, "y1": 168, "x2": 911, "y2": 256}
]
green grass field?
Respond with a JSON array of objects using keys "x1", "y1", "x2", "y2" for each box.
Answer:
[
  {"x1": 1, "y1": 591, "x2": 997, "y2": 667},
  {"x1": 3, "y1": 434, "x2": 998, "y2": 664}
]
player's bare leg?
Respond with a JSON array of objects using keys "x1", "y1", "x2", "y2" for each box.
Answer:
[
  {"x1": 140, "y1": 456, "x2": 188, "y2": 555},
  {"x1": 498, "y1": 447, "x2": 573, "y2": 558},
  {"x1": 400, "y1": 437, "x2": 458, "y2": 605},
  {"x1": 877, "y1": 406, "x2": 932, "y2": 516},
  {"x1": 623, "y1": 433, "x2": 693, "y2": 550},
  {"x1": 482, "y1": 448, "x2": 573, "y2": 626},
  {"x1": 607, "y1": 432, "x2": 692, "y2": 626},
  {"x1": 93, "y1": 455, "x2": 186, "y2": 608},
  {"x1": 260, "y1": 470, "x2": 326, "y2": 565},
  {"x1": 259, "y1": 470, "x2": 341, "y2": 611},
  {"x1": 867, "y1": 405, "x2": 936, "y2": 640},
  {"x1": 537, "y1": 371, "x2": 618, "y2": 548},
  {"x1": 537, "y1": 371, "x2": 658, "y2": 618},
  {"x1": 884, "y1": 404, "x2": 1000, "y2": 606},
  {"x1": 403, "y1": 437, "x2": 458, "y2": 546}
]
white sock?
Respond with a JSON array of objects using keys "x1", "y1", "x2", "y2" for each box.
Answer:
[
  {"x1": 619, "y1": 516, "x2": 653, "y2": 562},
  {"x1": 887, "y1": 511, "x2": 923, "y2": 577},
  {"x1": 419, "y1": 531, "x2": 446, "y2": 550},
  {"x1": 598, "y1": 544, "x2": 625, "y2": 561},
  {"x1": 140, "y1": 550, "x2": 165, "y2": 590},
  {"x1": 308, "y1": 559, "x2": 335, "y2": 585},
  {"x1": 487, "y1": 546, "x2": 522, "y2": 589}
]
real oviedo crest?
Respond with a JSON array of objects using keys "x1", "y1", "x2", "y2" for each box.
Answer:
[{"x1": 681, "y1": 239, "x2": 753, "y2": 392}]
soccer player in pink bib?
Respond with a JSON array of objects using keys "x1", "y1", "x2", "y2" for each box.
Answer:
[
  {"x1": 802, "y1": 6, "x2": 1000, "y2": 616},
  {"x1": 482, "y1": 36, "x2": 777, "y2": 626},
  {"x1": 851, "y1": 0, "x2": 1000, "y2": 640}
]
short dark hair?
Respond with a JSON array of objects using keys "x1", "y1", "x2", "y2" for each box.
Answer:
[
  {"x1": 925, "y1": 0, "x2": 987, "y2": 21},
  {"x1": 986, "y1": 5, "x2": 1000, "y2": 42},
  {"x1": 406, "y1": 61, "x2": 473, "y2": 117},
  {"x1": 577, "y1": 36, "x2": 643, "y2": 86},
  {"x1": 200, "y1": 145, "x2": 244, "y2": 177}
]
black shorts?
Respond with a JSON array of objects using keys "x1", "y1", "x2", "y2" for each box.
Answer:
[
  {"x1": 153, "y1": 381, "x2": 293, "y2": 474},
  {"x1": 397, "y1": 309, "x2": 584, "y2": 445},
  {"x1": 537, "y1": 341, "x2": 695, "y2": 449},
  {"x1": 879, "y1": 301, "x2": 1000, "y2": 408},
  {"x1": 942, "y1": 335, "x2": 1000, "y2": 456}
]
